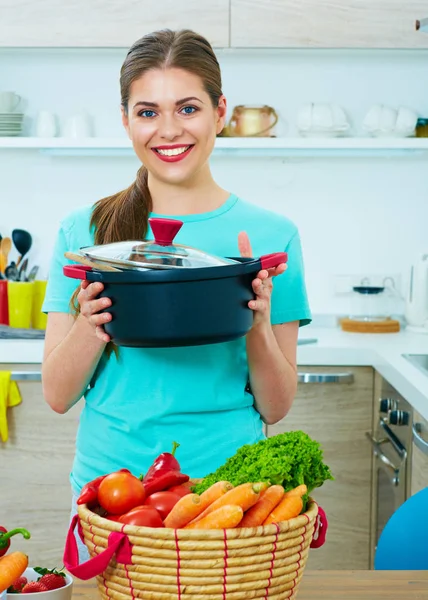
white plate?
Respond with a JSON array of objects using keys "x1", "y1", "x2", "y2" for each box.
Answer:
[
  {"x1": 298, "y1": 129, "x2": 349, "y2": 138},
  {"x1": 367, "y1": 129, "x2": 415, "y2": 138}
]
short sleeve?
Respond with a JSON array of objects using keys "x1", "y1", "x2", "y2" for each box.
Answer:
[
  {"x1": 42, "y1": 225, "x2": 80, "y2": 314},
  {"x1": 270, "y1": 230, "x2": 312, "y2": 327}
]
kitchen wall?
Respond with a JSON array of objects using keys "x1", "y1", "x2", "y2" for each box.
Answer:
[{"x1": 1, "y1": 46, "x2": 428, "y2": 316}]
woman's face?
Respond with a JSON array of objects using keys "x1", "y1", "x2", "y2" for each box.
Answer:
[{"x1": 122, "y1": 67, "x2": 227, "y2": 186}]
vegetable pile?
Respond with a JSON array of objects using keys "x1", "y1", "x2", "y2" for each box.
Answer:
[
  {"x1": 193, "y1": 431, "x2": 334, "y2": 498},
  {"x1": 76, "y1": 432, "x2": 333, "y2": 530}
]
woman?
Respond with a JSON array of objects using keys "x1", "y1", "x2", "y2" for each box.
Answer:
[{"x1": 42, "y1": 29, "x2": 311, "y2": 524}]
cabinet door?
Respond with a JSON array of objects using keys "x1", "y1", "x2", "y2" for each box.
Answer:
[
  {"x1": 267, "y1": 366, "x2": 374, "y2": 569},
  {"x1": 0, "y1": 0, "x2": 230, "y2": 47},
  {"x1": 0, "y1": 364, "x2": 81, "y2": 565},
  {"x1": 231, "y1": 0, "x2": 428, "y2": 48},
  {"x1": 412, "y1": 410, "x2": 428, "y2": 495}
]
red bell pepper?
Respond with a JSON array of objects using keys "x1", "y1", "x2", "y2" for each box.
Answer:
[
  {"x1": 0, "y1": 526, "x2": 31, "y2": 557},
  {"x1": 143, "y1": 441, "x2": 181, "y2": 480},
  {"x1": 77, "y1": 468, "x2": 131, "y2": 507},
  {"x1": 143, "y1": 442, "x2": 189, "y2": 496}
]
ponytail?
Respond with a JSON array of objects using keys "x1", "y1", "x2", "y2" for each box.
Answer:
[{"x1": 69, "y1": 167, "x2": 152, "y2": 356}]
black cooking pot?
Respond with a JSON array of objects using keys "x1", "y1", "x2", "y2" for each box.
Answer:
[{"x1": 63, "y1": 218, "x2": 287, "y2": 348}]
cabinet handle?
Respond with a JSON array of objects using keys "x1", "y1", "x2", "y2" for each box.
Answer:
[
  {"x1": 297, "y1": 372, "x2": 354, "y2": 384},
  {"x1": 413, "y1": 423, "x2": 428, "y2": 456},
  {"x1": 9, "y1": 371, "x2": 42, "y2": 382}
]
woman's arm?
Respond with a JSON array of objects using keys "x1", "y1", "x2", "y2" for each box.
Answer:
[
  {"x1": 246, "y1": 321, "x2": 298, "y2": 424},
  {"x1": 42, "y1": 281, "x2": 112, "y2": 414},
  {"x1": 238, "y1": 231, "x2": 300, "y2": 425}
]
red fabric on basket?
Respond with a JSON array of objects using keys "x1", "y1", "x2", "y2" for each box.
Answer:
[{"x1": 310, "y1": 505, "x2": 328, "y2": 549}]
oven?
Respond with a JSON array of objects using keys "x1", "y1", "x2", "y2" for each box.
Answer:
[{"x1": 367, "y1": 379, "x2": 413, "y2": 567}]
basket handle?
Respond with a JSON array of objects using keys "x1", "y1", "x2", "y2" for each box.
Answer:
[
  {"x1": 63, "y1": 515, "x2": 133, "y2": 580},
  {"x1": 310, "y1": 505, "x2": 328, "y2": 549}
]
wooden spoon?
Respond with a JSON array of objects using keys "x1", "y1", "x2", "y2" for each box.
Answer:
[
  {"x1": 0, "y1": 237, "x2": 12, "y2": 275},
  {"x1": 64, "y1": 252, "x2": 121, "y2": 272}
]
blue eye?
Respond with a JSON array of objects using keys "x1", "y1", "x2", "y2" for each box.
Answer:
[
  {"x1": 139, "y1": 110, "x2": 156, "y2": 118},
  {"x1": 181, "y1": 106, "x2": 197, "y2": 115}
]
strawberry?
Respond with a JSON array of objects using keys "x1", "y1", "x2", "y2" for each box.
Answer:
[
  {"x1": 37, "y1": 574, "x2": 66, "y2": 591},
  {"x1": 8, "y1": 576, "x2": 28, "y2": 592},
  {"x1": 22, "y1": 581, "x2": 48, "y2": 593}
]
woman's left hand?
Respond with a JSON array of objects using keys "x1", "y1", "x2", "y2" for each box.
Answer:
[{"x1": 238, "y1": 232, "x2": 287, "y2": 328}]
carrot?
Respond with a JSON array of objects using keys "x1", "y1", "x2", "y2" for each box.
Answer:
[
  {"x1": 164, "y1": 494, "x2": 202, "y2": 529},
  {"x1": 239, "y1": 485, "x2": 285, "y2": 528},
  {"x1": 283, "y1": 484, "x2": 307, "y2": 499},
  {"x1": 188, "y1": 482, "x2": 266, "y2": 525},
  {"x1": 199, "y1": 481, "x2": 234, "y2": 509},
  {"x1": 0, "y1": 551, "x2": 28, "y2": 593},
  {"x1": 263, "y1": 495, "x2": 303, "y2": 525},
  {"x1": 184, "y1": 505, "x2": 244, "y2": 530}
]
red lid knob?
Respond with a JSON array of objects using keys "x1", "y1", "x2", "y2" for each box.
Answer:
[{"x1": 149, "y1": 218, "x2": 183, "y2": 246}]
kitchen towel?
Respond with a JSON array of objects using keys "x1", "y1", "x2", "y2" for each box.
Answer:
[{"x1": 0, "y1": 371, "x2": 22, "y2": 442}]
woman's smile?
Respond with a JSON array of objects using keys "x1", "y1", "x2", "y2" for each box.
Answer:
[{"x1": 152, "y1": 143, "x2": 195, "y2": 162}]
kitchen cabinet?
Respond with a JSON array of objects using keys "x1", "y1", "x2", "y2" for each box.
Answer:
[
  {"x1": 1, "y1": 364, "x2": 81, "y2": 565},
  {"x1": 0, "y1": 0, "x2": 229, "y2": 47},
  {"x1": 267, "y1": 366, "x2": 374, "y2": 570},
  {"x1": 231, "y1": 0, "x2": 428, "y2": 48},
  {"x1": 411, "y1": 410, "x2": 428, "y2": 495}
]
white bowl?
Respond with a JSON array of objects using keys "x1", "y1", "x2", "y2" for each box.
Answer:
[{"x1": 6, "y1": 569, "x2": 73, "y2": 600}]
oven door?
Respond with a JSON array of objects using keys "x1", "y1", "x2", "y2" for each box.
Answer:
[{"x1": 368, "y1": 419, "x2": 408, "y2": 550}]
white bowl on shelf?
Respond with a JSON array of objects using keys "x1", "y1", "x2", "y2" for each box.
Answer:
[{"x1": 6, "y1": 569, "x2": 73, "y2": 600}]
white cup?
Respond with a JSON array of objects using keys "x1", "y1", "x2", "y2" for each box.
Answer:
[
  {"x1": 378, "y1": 106, "x2": 397, "y2": 132},
  {"x1": 35, "y1": 110, "x2": 58, "y2": 137},
  {"x1": 363, "y1": 104, "x2": 383, "y2": 131},
  {"x1": 0, "y1": 91, "x2": 21, "y2": 113},
  {"x1": 330, "y1": 104, "x2": 349, "y2": 129},
  {"x1": 312, "y1": 103, "x2": 334, "y2": 129},
  {"x1": 63, "y1": 113, "x2": 93, "y2": 138},
  {"x1": 395, "y1": 106, "x2": 418, "y2": 135}
]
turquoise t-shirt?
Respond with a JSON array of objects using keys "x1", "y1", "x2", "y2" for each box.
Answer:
[{"x1": 42, "y1": 194, "x2": 311, "y2": 494}]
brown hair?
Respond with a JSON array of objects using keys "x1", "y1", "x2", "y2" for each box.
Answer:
[{"x1": 70, "y1": 30, "x2": 223, "y2": 345}]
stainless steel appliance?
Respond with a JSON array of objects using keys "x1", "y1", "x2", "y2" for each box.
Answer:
[{"x1": 367, "y1": 378, "x2": 413, "y2": 567}]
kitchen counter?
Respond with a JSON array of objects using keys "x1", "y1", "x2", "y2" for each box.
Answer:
[
  {"x1": 1, "y1": 324, "x2": 428, "y2": 419},
  {"x1": 72, "y1": 570, "x2": 428, "y2": 599}
]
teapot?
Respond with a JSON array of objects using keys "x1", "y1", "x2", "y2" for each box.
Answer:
[{"x1": 222, "y1": 105, "x2": 278, "y2": 137}]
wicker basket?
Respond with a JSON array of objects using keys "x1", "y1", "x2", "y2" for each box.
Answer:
[{"x1": 65, "y1": 499, "x2": 322, "y2": 600}]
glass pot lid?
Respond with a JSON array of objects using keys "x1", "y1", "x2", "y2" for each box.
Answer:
[{"x1": 80, "y1": 218, "x2": 237, "y2": 270}]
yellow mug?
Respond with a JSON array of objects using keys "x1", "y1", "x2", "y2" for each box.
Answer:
[
  {"x1": 32, "y1": 280, "x2": 48, "y2": 330},
  {"x1": 8, "y1": 281, "x2": 34, "y2": 329}
]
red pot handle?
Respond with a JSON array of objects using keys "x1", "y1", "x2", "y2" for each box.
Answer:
[
  {"x1": 149, "y1": 218, "x2": 183, "y2": 246},
  {"x1": 310, "y1": 505, "x2": 328, "y2": 549},
  {"x1": 63, "y1": 515, "x2": 133, "y2": 580},
  {"x1": 63, "y1": 265, "x2": 92, "y2": 280},
  {"x1": 260, "y1": 252, "x2": 288, "y2": 270}
]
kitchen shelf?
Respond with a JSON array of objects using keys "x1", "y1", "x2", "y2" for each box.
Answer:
[{"x1": 1, "y1": 136, "x2": 428, "y2": 157}]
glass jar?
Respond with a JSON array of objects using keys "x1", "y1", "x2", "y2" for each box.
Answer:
[
  {"x1": 349, "y1": 285, "x2": 391, "y2": 321},
  {"x1": 415, "y1": 118, "x2": 428, "y2": 138}
]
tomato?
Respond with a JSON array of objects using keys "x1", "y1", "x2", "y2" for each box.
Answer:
[
  {"x1": 98, "y1": 471, "x2": 146, "y2": 515},
  {"x1": 167, "y1": 482, "x2": 193, "y2": 498},
  {"x1": 144, "y1": 491, "x2": 181, "y2": 520},
  {"x1": 105, "y1": 514, "x2": 122, "y2": 522},
  {"x1": 119, "y1": 505, "x2": 164, "y2": 527}
]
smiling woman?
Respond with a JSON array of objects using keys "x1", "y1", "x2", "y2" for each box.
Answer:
[{"x1": 41, "y1": 28, "x2": 311, "y2": 562}]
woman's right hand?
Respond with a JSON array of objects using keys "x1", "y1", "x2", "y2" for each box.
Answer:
[{"x1": 77, "y1": 280, "x2": 112, "y2": 343}]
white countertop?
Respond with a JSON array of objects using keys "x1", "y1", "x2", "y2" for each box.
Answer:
[{"x1": 1, "y1": 325, "x2": 428, "y2": 420}]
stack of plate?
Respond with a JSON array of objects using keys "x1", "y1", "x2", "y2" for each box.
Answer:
[{"x1": 0, "y1": 113, "x2": 24, "y2": 136}]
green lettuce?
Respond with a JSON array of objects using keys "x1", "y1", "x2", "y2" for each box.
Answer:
[{"x1": 193, "y1": 431, "x2": 334, "y2": 496}]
